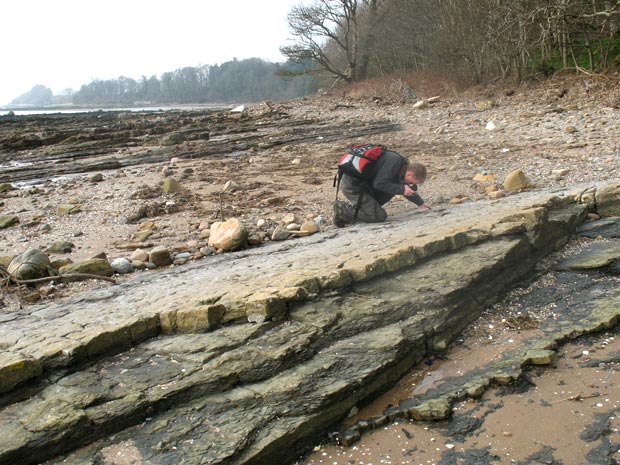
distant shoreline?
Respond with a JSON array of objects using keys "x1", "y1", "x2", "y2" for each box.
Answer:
[{"x1": 0, "y1": 102, "x2": 237, "y2": 116}]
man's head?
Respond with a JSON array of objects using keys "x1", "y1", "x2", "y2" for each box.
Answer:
[{"x1": 404, "y1": 162, "x2": 427, "y2": 185}]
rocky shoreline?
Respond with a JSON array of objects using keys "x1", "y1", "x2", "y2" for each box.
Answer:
[
  {"x1": 1, "y1": 76, "x2": 620, "y2": 464},
  {"x1": 0, "y1": 180, "x2": 619, "y2": 464}
]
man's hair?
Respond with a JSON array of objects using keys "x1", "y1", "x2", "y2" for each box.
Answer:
[{"x1": 407, "y1": 162, "x2": 427, "y2": 182}]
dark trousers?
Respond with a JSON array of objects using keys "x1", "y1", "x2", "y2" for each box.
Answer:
[{"x1": 340, "y1": 176, "x2": 387, "y2": 223}]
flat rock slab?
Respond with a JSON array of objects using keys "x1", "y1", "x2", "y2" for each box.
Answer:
[
  {"x1": 554, "y1": 240, "x2": 620, "y2": 270},
  {"x1": 577, "y1": 217, "x2": 620, "y2": 238},
  {"x1": 1, "y1": 180, "x2": 620, "y2": 465}
]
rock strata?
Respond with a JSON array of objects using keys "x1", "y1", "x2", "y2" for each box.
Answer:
[{"x1": 0, "y1": 181, "x2": 619, "y2": 465}]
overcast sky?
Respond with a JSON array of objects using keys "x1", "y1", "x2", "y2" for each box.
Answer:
[{"x1": 0, "y1": 0, "x2": 301, "y2": 105}]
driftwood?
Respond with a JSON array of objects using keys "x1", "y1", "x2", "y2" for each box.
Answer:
[{"x1": 0, "y1": 265, "x2": 117, "y2": 289}]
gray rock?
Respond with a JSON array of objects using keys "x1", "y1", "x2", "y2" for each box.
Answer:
[
  {"x1": 111, "y1": 258, "x2": 134, "y2": 274},
  {"x1": 149, "y1": 246, "x2": 172, "y2": 267},
  {"x1": 0, "y1": 215, "x2": 19, "y2": 229},
  {"x1": 59, "y1": 258, "x2": 113, "y2": 277},
  {"x1": 555, "y1": 241, "x2": 620, "y2": 270},
  {"x1": 7, "y1": 249, "x2": 50, "y2": 280},
  {"x1": 272, "y1": 225, "x2": 290, "y2": 241},
  {"x1": 131, "y1": 259, "x2": 147, "y2": 270},
  {"x1": 47, "y1": 241, "x2": 75, "y2": 254}
]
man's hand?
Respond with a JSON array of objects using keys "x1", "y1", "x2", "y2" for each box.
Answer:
[
  {"x1": 403, "y1": 184, "x2": 416, "y2": 197},
  {"x1": 419, "y1": 203, "x2": 431, "y2": 211}
]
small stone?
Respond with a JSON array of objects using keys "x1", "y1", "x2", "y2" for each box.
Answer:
[
  {"x1": 0, "y1": 183, "x2": 15, "y2": 193},
  {"x1": 133, "y1": 230, "x2": 152, "y2": 242},
  {"x1": 131, "y1": 259, "x2": 147, "y2": 270},
  {"x1": 286, "y1": 223, "x2": 300, "y2": 231},
  {"x1": 130, "y1": 249, "x2": 149, "y2": 262},
  {"x1": 149, "y1": 246, "x2": 172, "y2": 267},
  {"x1": 247, "y1": 235, "x2": 263, "y2": 246},
  {"x1": 300, "y1": 220, "x2": 320, "y2": 234},
  {"x1": 449, "y1": 196, "x2": 469, "y2": 205},
  {"x1": 281, "y1": 213, "x2": 297, "y2": 224},
  {"x1": 111, "y1": 258, "x2": 134, "y2": 274},
  {"x1": 257, "y1": 219, "x2": 267, "y2": 228},
  {"x1": 59, "y1": 258, "x2": 113, "y2": 277},
  {"x1": 525, "y1": 349, "x2": 557, "y2": 365},
  {"x1": 313, "y1": 215, "x2": 325, "y2": 226},
  {"x1": 162, "y1": 178, "x2": 181, "y2": 194},
  {"x1": 503, "y1": 169, "x2": 529, "y2": 191},
  {"x1": 271, "y1": 225, "x2": 290, "y2": 241},
  {"x1": 486, "y1": 120, "x2": 500, "y2": 131},
  {"x1": 564, "y1": 125, "x2": 578, "y2": 133},
  {"x1": 57, "y1": 204, "x2": 81, "y2": 215},
  {"x1": 137, "y1": 221, "x2": 156, "y2": 231},
  {"x1": 50, "y1": 258, "x2": 73, "y2": 270},
  {"x1": 551, "y1": 168, "x2": 569, "y2": 177},
  {"x1": 0, "y1": 215, "x2": 19, "y2": 229},
  {"x1": 47, "y1": 241, "x2": 75, "y2": 254},
  {"x1": 473, "y1": 173, "x2": 496, "y2": 182},
  {"x1": 199, "y1": 246, "x2": 215, "y2": 256},
  {"x1": 186, "y1": 240, "x2": 200, "y2": 249},
  {"x1": 88, "y1": 173, "x2": 103, "y2": 182},
  {"x1": 223, "y1": 180, "x2": 241, "y2": 193},
  {"x1": 412, "y1": 100, "x2": 429, "y2": 110},
  {"x1": 488, "y1": 191, "x2": 505, "y2": 199}
]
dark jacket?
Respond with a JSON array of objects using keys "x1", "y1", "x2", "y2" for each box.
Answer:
[{"x1": 348, "y1": 150, "x2": 424, "y2": 206}]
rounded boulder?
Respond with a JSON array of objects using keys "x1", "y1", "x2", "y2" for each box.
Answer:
[
  {"x1": 208, "y1": 218, "x2": 248, "y2": 251},
  {"x1": 8, "y1": 249, "x2": 51, "y2": 280}
]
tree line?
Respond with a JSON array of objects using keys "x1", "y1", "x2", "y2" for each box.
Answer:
[
  {"x1": 281, "y1": 0, "x2": 620, "y2": 84},
  {"x1": 70, "y1": 58, "x2": 315, "y2": 105}
]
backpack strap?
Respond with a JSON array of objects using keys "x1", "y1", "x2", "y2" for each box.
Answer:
[
  {"x1": 352, "y1": 191, "x2": 364, "y2": 221},
  {"x1": 333, "y1": 170, "x2": 343, "y2": 200}
]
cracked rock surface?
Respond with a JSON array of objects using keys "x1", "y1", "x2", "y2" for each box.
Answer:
[{"x1": 1, "y1": 180, "x2": 620, "y2": 465}]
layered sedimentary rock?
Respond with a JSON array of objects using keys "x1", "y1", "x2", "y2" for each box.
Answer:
[{"x1": 1, "y1": 181, "x2": 619, "y2": 465}]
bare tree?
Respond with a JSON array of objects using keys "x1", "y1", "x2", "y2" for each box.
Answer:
[{"x1": 281, "y1": 0, "x2": 385, "y2": 82}]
